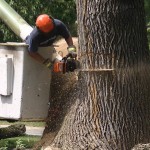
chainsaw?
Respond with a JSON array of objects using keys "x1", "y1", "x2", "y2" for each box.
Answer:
[{"x1": 53, "y1": 53, "x2": 80, "y2": 74}]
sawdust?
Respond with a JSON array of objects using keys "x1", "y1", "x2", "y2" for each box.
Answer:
[
  {"x1": 33, "y1": 37, "x2": 78, "y2": 150},
  {"x1": 34, "y1": 72, "x2": 78, "y2": 149}
]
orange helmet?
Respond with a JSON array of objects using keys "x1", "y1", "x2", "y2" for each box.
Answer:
[{"x1": 36, "y1": 14, "x2": 54, "y2": 33}]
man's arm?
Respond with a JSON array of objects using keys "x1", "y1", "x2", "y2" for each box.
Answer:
[
  {"x1": 65, "y1": 36, "x2": 74, "y2": 46},
  {"x1": 65, "y1": 36, "x2": 77, "y2": 58},
  {"x1": 56, "y1": 20, "x2": 74, "y2": 47}
]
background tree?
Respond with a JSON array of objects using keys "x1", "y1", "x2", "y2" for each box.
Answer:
[
  {"x1": 41, "y1": 0, "x2": 150, "y2": 150},
  {"x1": 145, "y1": 0, "x2": 150, "y2": 47},
  {"x1": 144, "y1": 0, "x2": 150, "y2": 24},
  {"x1": 0, "y1": 0, "x2": 76, "y2": 42}
]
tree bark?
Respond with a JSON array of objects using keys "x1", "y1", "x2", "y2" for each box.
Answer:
[
  {"x1": 0, "y1": 124, "x2": 26, "y2": 139},
  {"x1": 43, "y1": 0, "x2": 150, "y2": 150}
]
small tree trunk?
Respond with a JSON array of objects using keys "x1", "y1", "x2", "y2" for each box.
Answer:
[{"x1": 0, "y1": 124, "x2": 26, "y2": 139}]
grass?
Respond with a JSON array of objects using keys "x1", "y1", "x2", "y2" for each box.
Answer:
[
  {"x1": 0, "y1": 120, "x2": 45, "y2": 127},
  {"x1": 0, "y1": 135, "x2": 41, "y2": 149},
  {"x1": 0, "y1": 120, "x2": 45, "y2": 149}
]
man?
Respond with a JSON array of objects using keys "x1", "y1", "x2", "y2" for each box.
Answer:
[{"x1": 25, "y1": 14, "x2": 76, "y2": 69}]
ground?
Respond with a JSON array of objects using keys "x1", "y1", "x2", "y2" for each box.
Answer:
[{"x1": 54, "y1": 37, "x2": 78, "y2": 56}]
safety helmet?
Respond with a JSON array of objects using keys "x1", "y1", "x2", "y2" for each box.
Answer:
[{"x1": 36, "y1": 14, "x2": 54, "y2": 33}]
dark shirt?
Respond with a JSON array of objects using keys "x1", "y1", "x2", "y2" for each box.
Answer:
[{"x1": 25, "y1": 19, "x2": 71, "y2": 52}]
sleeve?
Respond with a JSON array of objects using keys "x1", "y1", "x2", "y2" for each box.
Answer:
[
  {"x1": 57, "y1": 21, "x2": 71, "y2": 40},
  {"x1": 26, "y1": 36, "x2": 39, "y2": 52}
]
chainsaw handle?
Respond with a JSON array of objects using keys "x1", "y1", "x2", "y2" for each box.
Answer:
[{"x1": 62, "y1": 53, "x2": 71, "y2": 62}]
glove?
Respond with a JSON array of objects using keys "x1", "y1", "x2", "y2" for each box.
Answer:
[
  {"x1": 43, "y1": 58, "x2": 53, "y2": 69},
  {"x1": 67, "y1": 45, "x2": 77, "y2": 58}
]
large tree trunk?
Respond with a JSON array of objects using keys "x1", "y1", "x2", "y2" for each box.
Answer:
[{"x1": 42, "y1": 1, "x2": 150, "y2": 150}]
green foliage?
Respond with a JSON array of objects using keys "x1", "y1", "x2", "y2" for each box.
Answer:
[
  {"x1": 0, "y1": 0, "x2": 77, "y2": 42},
  {"x1": 144, "y1": 1, "x2": 150, "y2": 50},
  {"x1": 48, "y1": 0, "x2": 77, "y2": 35},
  {"x1": 16, "y1": 139, "x2": 25, "y2": 149},
  {"x1": 145, "y1": 0, "x2": 150, "y2": 48},
  {"x1": 144, "y1": 0, "x2": 150, "y2": 24},
  {"x1": 0, "y1": 135, "x2": 40, "y2": 149},
  {"x1": 0, "y1": 141, "x2": 8, "y2": 150}
]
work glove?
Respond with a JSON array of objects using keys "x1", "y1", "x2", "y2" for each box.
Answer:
[
  {"x1": 67, "y1": 45, "x2": 77, "y2": 58},
  {"x1": 43, "y1": 58, "x2": 53, "y2": 69}
]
